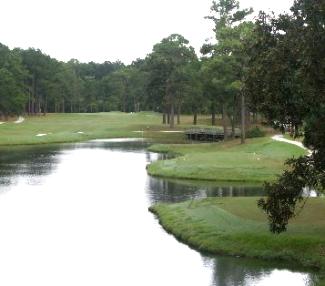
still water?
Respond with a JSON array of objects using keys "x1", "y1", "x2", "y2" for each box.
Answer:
[{"x1": 0, "y1": 139, "x2": 318, "y2": 286}]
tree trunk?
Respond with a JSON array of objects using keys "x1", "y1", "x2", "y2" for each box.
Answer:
[
  {"x1": 211, "y1": 102, "x2": 216, "y2": 126},
  {"x1": 231, "y1": 116, "x2": 235, "y2": 139},
  {"x1": 31, "y1": 99, "x2": 35, "y2": 114},
  {"x1": 193, "y1": 112, "x2": 197, "y2": 125},
  {"x1": 28, "y1": 92, "x2": 31, "y2": 114},
  {"x1": 43, "y1": 96, "x2": 47, "y2": 116},
  {"x1": 162, "y1": 113, "x2": 166, "y2": 124},
  {"x1": 245, "y1": 108, "x2": 251, "y2": 130},
  {"x1": 32, "y1": 74, "x2": 36, "y2": 115},
  {"x1": 167, "y1": 113, "x2": 170, "y2": 124},
  {"x1": 294, "y1": 123, "x2": 299, "y2": 138},
  {"x1": 241, "y1": 91, "x2": 246, "y2": 144},
  {"x1": 177, "y1": 105, "x2": 181, "y2": 125},
  {"x1": 222, "y1": 103, "x2": 228, "y2": 140},
  {"x1": 62, "y1": 99, "x2": 65, "y2": 113},
  {"x1": 170, "y1": 103, "x2": 175, "y2": 129}
]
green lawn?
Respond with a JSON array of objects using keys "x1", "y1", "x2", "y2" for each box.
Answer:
[
  {"x1": 150, "y1": 197, "x2": 325, "y2": 282},
  {"x1": 147, "y1": 137, "x2": 307, "y2": 183},
  {"x1": 0, "y1": 112, "x2": 196, "y2": 145}
]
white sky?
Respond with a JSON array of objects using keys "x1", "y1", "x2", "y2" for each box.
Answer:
[{"x1": 1, "y1": 0, "x2": 292, "y2": 64}]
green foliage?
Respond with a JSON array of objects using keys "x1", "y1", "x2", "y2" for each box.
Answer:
[
  {"x1": 246, "y1": 126, "x2": 265, "y2": 138},
  {"x1": 245, "y1": 0, "x2": 325, "y2": 233},
  {"x1": 145, "y1": 34, "x2": 198, "y2": 126},
  {"x1": 0, "y1": 44, "x2": 27, "y2": 116},
  {"x1": 202, "y1": 0, "x2": 253, "y2": 132},
  {"x1": 258, "y1": 156, "x2": 322, "y2": 233},
  {"x1": 0, "y1": 68, "x2": 26, "y2": 115}
]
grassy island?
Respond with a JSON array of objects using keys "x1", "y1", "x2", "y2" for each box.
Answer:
[
  {"x1": 149, "y1": 197, "x2": 325, "y2": 283},
  {"x1": 147, "y1": 137, "x2": 306, "y2": 183}
]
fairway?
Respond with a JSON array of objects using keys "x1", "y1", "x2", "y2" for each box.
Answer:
[{"x1": 0, "y1": 112, "x2": 202, "y2": 146}]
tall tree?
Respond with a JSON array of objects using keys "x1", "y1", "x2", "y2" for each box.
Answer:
[
  {"x1": 246, "y1": 0, "x2": 325, "y2": 233},
  {"x1": 202, "y1": 0, "x2": 253, "y2": 137},
  {"x1": 0, "y1": 44, "x2": 27, "y2": 117},
  {"x1": 146, "y1": 34, "x2": 197, "y2": 128}
]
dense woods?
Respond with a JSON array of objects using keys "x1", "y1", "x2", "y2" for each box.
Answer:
[
  {"x1": 0, "y1": 0, "x2": 255, "y2": 134},
  {"x1": 0, "y1": 42, "x2": 203, "y2": 121}
]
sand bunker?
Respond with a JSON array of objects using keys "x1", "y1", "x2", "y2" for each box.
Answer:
[{"x1": 14, "y1": 116, "x2": 25, "y2": 124}]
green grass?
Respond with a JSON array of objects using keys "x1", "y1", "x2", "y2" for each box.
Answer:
[
  {"x1": 0, "y1": 112, "x2": 200, "y2": 146},
  {"x1": 147, "y1": 137, "x2": 306, "y2": 183},
  {"x1": 150, "y1": 197, "x2": 325, "y2": 282}
]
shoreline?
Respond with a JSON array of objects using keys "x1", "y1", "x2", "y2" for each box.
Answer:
[{"x1": 149, "y1": 197, "x2": 325, "y2": 282}]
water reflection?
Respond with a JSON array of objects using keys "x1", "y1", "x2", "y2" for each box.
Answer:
[
  {"x1": 0, "y1": 145, "x2": 62, "y2": 188},
  {"x1": 0, "y1": 140, "x2": 318, "y2": 286},
  {"x1": 203, "y1": 255, "x2": 318, "y2": 286},
  {"x1": 146, "y1": 176, "x2": 264, "y2": 203}
]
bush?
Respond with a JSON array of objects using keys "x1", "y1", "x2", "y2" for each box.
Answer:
[{"x1": 246, "y1": 126, "x2": 266, "y2": 138}]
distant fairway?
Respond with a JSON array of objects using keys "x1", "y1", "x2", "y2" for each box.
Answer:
[{"x1": 0, "y1": 112, "x2": 203, "y2": 146}]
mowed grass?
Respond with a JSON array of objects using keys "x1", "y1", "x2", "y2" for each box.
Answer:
[
  {"x1": 0, "y1": 112, "x2": 213, "y2": 146},
  {"x1": 150, "y1": 197, "x2": 325, "y2": 275},
  {"x1": 147, "y1": 137, "x2": 307, "y2": 183}
]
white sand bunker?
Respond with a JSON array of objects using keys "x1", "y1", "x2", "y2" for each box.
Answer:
[
  {"x1": 36, "y1": 132, "x2": 52, "y2": 137},
  {"x1": 77, "y1": 131, "x2": 85, "y2": 134},
  {"x1": 0, "y1": 122, "x2": 5, "y2": 125},
  {"x1": 14, "y1": 116, "x2": 25, "y2": 124}
]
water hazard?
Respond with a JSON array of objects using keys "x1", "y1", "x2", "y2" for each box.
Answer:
[{"x1": 0, "y1": 139, "x2": 318, "y2": 286}]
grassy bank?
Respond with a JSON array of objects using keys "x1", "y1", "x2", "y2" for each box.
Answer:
[
  {"x1": 0, "y1": 112, "x2": 201, "y2": 146},
  {"x1": 147, "y1": 138, "x2": 306, "y2": 183},
  {"x1": 150, "y1": 197, "x2": 325, "y2": 281}
]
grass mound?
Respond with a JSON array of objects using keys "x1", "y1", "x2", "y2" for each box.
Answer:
[{"x1": 150, "y1": 197, "x2": 325, "y2": 274}]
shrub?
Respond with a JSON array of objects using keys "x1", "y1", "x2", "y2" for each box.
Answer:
[{"x1": 246, "y1": 126, "x2": 266, "y2": 138}]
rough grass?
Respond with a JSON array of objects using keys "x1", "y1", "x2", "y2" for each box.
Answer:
[
  {"x1": 0, "y1": 112, "x2": 210, "y2": 146},
  {"x1": 147, "y1": 138, "x2": 307, "y2": 183},
  {"x1": 149, "y1": 197, "x2": 325, "y2": 280}
]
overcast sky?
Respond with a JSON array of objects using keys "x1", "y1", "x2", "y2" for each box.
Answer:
[{"x1": 1, "y1": 0, "x2": 293, "y2": 64}]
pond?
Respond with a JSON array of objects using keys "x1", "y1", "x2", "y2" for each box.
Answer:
[{"x1": 0, "y1": 139, "x2": 318, "y2": 286}]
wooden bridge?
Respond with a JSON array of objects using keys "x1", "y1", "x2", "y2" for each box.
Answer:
[{"x1": 185, "y1": 128, "x2": 240, "y2": 142}]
